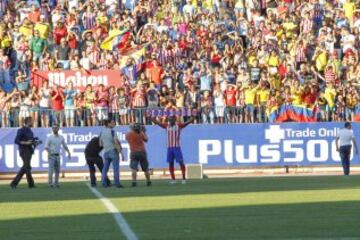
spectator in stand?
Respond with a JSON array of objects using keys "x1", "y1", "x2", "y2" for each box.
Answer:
[
  {"x1": 51, "y1": 85, "x2": 64, "y2": 127},
  {"x1": 0, "y1": 0, "x2": 360, "y2": 127},
  {"x1": 95, "y1": 84, "x2": 110, "y2": 124},
  {"x1": 64, "y1": 81, "x2": 76, "y2": 127}
]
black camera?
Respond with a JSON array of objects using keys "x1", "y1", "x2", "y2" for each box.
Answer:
[
  {"x1": 131, "y1": 123, "x2": 146, "y2": 134},
  {"x1": 32, "y1": 137, "x2": 43, "y2": 147}
]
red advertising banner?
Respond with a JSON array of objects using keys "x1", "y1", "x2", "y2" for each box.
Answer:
[{"x1": 31, "y1": 70, "x2": 124, "y2": 90}]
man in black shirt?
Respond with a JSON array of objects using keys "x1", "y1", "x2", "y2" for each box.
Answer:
[
  {"x1": 85, "y1": 136, "x2": 110, "y2": 187},
  {"x1": 10, "y1": 117, "x2": 36, "y2": 189}
]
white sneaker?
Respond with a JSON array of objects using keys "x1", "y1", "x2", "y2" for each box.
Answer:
[
  {"x1": 169, "y1": 180, "x2": 176, "y2": 185},
  {"x1": 181, "y1": 180, "x2": 187, "y2": 185}
]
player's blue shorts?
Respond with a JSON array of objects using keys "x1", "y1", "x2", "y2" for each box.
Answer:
[{"x1": 167, "y1": 147, "x2": 184, "y2": 164}]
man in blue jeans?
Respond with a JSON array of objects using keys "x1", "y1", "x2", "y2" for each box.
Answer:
[
  {"x1": 336, "y1": 122, "x2": 358, "y2": 175},
  {"x1": 99, "y1": 120, "x2": 125, "y2": 188}
]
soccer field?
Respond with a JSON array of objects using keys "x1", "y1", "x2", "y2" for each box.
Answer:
[{"x1": 1, "y1": 176, "x2": 360, "y2": 240}]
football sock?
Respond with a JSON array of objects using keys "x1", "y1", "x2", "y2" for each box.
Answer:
[
  {"x1": 169, "y1": 164, "x2": 175, "y2": 180},
  {"x1": 180, "y1": 163, "x2": 186, "y2": 180}
]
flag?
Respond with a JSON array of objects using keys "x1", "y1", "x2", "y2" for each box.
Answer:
[
  {"x1": 268, "y1": 104, "x2": 317, "y2": 123},
  {"x1": 100, "y1": 29, "x2": 130, "y2": 51},
  {"x1": 119, "y1": 45, "x2": 146, "y2": 72}
]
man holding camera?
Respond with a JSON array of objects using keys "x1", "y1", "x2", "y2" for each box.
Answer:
[
  {"x1": 10, "y1": 117, "x2": 36, "y2": 189},
  {"x1": 45, "y1": 124, "x2": 71, "y2": 188},
  {"x1": 126, "y1": 123, "x2": 151, "y2": 187}
]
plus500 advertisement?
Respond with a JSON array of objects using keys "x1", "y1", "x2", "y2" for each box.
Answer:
[{"x1": 0, "y1": 123, "x2": 358, "y2": 173}]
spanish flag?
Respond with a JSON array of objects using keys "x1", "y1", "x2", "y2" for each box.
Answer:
[{"x1": 100, "y1": 29, "x2": 130, "y2": 51}]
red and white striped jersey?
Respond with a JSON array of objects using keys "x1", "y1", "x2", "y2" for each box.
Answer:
[
  {"x1": 132, "y1": 89, "x2": 146, "y2": 108},
  {"x1": 296, "y1": 46, "x2": 307, "y2": 63},
  {"x1": 301, "y1": 19, "x2": 313, "y2": 34},
  {"x1": 324, "y1": 69, "x2": 336, "y2": 84},
  {"x1": 82, "y1": 12, "x2": 96, "y2": 30},
  {"x1": 162, "y1": 123, "x2": 185, "y2": 148}
]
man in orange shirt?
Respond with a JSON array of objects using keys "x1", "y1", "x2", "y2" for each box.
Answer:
[
  {"x1": 148, "y1": 60, "x2": 164, "y2": 89},
  {"x1": 125, "y1": 123, "x2": 151, "y2": 187},
  {"x1": 28, "y1": 4, "x2": 41, "y2": 24}
]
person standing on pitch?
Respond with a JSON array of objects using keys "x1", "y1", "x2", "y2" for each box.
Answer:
[
  {"x1": 84, "y1": 136, "x2": 111, "y2": 187},
  {"x1": 336, "y1": 122, "x2": 358, "y2": 175},
  {"x1": 10, "y1": 117, "x2": 36, "y2": 189},
  {"x1": 99, "y1": 119, "x2": 124, "y2": 188},
  {"x1": 126, "y1": 123, "x2": 151, "y2": 187},
  {"x1": 152, "y1": 116, "x2": 194, "y2": 184},
  {"x1": 45, "y1": 124, "x2": 71, "y2": 188}
]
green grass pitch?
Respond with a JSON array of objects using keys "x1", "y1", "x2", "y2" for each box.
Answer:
[{"x1": 1, "y1": 175, "x2": 360, "y2": 240}]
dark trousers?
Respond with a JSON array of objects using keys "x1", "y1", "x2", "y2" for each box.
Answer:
[
  {"x1": 339, "y1": 145, "x2": 352, "y2": 175},
  {"x1": 11, "y1": 151, "x2": 34, "y2": 187},
  {"x1": 86, "y1": 156, "x2": 110, "y2": 186}
]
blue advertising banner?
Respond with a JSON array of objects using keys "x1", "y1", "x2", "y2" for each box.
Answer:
[{"x1": 0, "y1": 123, "x2": 359, "y2": 173}]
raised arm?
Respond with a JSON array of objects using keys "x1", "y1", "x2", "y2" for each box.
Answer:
[
  {"x1": 151, "y1": 117, "x2": 166, "y2": 128},
  {"x1": 182, "y1": 117, "x2": 195, "y2": 128}
]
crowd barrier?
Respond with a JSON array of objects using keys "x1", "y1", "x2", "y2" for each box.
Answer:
[{"x1": 0, "y1": 122, "x2": 359, "y2": 173}]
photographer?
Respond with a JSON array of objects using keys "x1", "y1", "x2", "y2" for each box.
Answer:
[
  {"x1": 125, "y1": 123, "x2": 151, "y2": 187},
  {"x1": 10, "y1": 117, "x2": 36, "y2": 189},
  {"x1": 45, "y1": 124, "x2": 71, "y2": 188}
]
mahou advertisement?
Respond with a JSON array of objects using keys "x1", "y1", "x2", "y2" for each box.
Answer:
[{"x1": 31, "y1": 70, "x2": 124, "y2": 90}]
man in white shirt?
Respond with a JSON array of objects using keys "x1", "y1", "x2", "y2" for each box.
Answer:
[
  {"x1": 183, "y1": 0, "x2": 195, "y2": 17},
  {"x1": 99, "y1": 119, "x2": 124, "y2": 188},
  {"x1": 336, "y1": 122, "x2": 358, "y2": 175},
  {"x1": 45, "y1": 124, "x2": 71, "y2": 187}
]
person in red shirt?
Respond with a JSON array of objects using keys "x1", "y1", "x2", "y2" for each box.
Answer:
[
  {"x1": 53, "y1": 21, "x2": 68, "y2": 45},
  {"x1": 51, "y1": 86, "x2": 65, "y2": 126},
  {"x1": 224, "y1": 84, "x2": 237, "y2": 123},
  {"x1": 148, "y1": 60, "x2": 164, "y2": 89},
  {"x1": 28, "y1": 4, "x2": 41, "y2": 24}
]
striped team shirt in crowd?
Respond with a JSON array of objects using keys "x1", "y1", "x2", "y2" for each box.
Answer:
[
  {"x1": 301, "y1": 19, "x2": 313, "y2": 34},
  {"x1": 296, "y1": 46, "x2": 307, "y2": 63},
  {"x1": 0, "y1": 0, "x2": 8, "y2": 15},
  {"x1": 132, "y1": 89, "x2": 146, "y2": 108},
  {"x1": 260, "y1": 0, "x2": 267, "y2": 9},
  {"x1": 82, "y1": 12, "x2": 96, "y2": 30},
  {"x1": 87, "y1": 48, "x2": 100, "y2": 67},
  {"x1": 313, "y1": 4, "x2": 323, "y2": 21},
  {"x1": 324, "y1": 69, "x2": 336, "y2": 84},
  {"x1": 159, "y1": 123, "x2": 186, "y2": 148}
]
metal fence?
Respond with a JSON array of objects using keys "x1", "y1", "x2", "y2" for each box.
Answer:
[{"x1": 0, "y1": 106, "x2": 265, "y2": 128}]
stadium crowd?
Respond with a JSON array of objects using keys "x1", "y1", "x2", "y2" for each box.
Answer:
[{"x1": 0, "y1": 0, "x2": 360, "y2": 128}]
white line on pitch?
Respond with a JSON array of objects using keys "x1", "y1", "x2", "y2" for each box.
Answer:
[{"x1": 87, "y1": 183, "x2": 138, "y2": 240}]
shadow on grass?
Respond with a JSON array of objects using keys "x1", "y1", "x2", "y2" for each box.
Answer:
[
  {"x1": 1, "y1": 201, "x2": 360, "y2": 240},
  {"x1": 0, "y1": 213, "x2": 122, "y2": 240},
  {"x1": 1, "y1": 175, "x2": 360, "y2": 203},
  {"x1": 122, "y1": 201, "x2": 360, "y2": 239}
]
